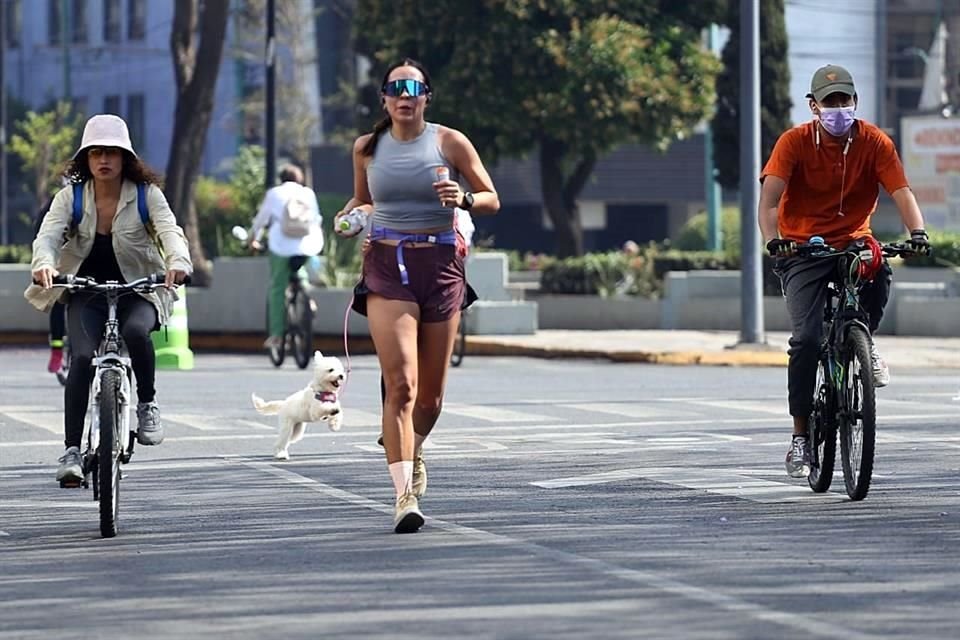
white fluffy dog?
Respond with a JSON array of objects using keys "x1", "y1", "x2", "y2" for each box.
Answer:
[{"x1": 251, "y1": 351, "x2": 345, "y2": 460}]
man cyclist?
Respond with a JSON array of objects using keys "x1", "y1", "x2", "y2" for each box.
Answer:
[
  {"x1": 759, "y1": 64, "x2": 929, "y2": 478},
  {"x1": 249, "y1": 164, "x2": 323, "y2": 353}
]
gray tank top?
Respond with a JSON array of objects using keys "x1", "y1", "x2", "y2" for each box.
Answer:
[{"x1": 367, "y1": 122, "x2": 458, "y2": 231}]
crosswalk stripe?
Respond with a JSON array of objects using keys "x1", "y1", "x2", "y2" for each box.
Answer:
[
  {"x1": 533, "y1": 467, "x2": 845, "y2": 504},
  {"x1": 1, "y1": 411, "x2": 61, "y2": 434},
  {"x1": 444, "y1": 403, "x2": 550, "y2": 423},
  {"x1": 165, "y1": 413, "x2": 232, "y2": 431},
  {"x1": 687, "y1": 399, "x2": 789, "y2": 416},
  {"x1": 561, "y1": 403, "x2": 687, "y2": 419},
  {"x1": 342, "y1": 408, "x2": 382, "y2": 427}
]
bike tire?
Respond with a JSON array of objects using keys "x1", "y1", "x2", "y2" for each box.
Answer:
[
  {"x1": 291, "y1": 288, "x2": 314, "y2": 370},
  {"x1": 839, "y1": 326, "x2": 876, "y2": 501},
  {"x1": 98, "y1": 369, "x2": 122, "y2": 538},
  {"x1": 450, "y1": 314, "x2": 466, "y2": 368},
  {"x1": 808, "y1": 357, "x2": 837, "y2": 493},
  {"x1": 266, "y1": 299, "x2": 285, "y2": 367}
]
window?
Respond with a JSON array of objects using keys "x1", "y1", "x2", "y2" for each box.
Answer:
[
  {"x1": 71, "y1": 0, "x2": 88, "y2": 44},
  {"x1": 127, "y1": 94, "x2": 145, "y2": 152},
  {"x1": 103, "y1": 0, "x2": 120, "y2": 43},
  {"x1": 48, "y1": 0, "x2": 61, "y2": 45},
  {"x1": 127, "y1": 0, "x2": 145, "y2": 41},
  {"x1": 4, "y1": 1, "x2": 21, "y2": 48},
  {"x1": 48, "y1": 0, "x2": 88, "y2": 45},
  {"x1": 103, "y1": 94, "x2": 121, "y2": 115}
]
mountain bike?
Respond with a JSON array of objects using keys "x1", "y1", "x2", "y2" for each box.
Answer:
[
  {"x1": 265, "y1": 255, "x2": 314, "y2": 370},
  {"x1": 231, "y1": 226, "x2": 314, "y2": 370},
  {"x1": 800, "y1": 238, "x2": 924, "y2": 501},
  {"x1": 49, "y1": 273, "x2": 167, "y2": 537}
]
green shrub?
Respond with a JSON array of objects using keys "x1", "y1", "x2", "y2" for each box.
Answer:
[
  {"x1": 900, "y1": 229, "x2": 960, "y2": 268},
  {"x1": 316, "y1": 192, "x2": 362, "y2": 287},
  {"x1": 674, "y1": 207, "x2": 742, "y2": 256},
  {"x1": 0, "y1": 245, "x2": 32, "y2": 264},
  {"x1": 194, "y1": 177, "x2": 249, "y2": 258}
]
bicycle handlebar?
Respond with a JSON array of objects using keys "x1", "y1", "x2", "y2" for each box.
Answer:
[
  {"x1": 794, "y1": 240, "x2": 924, "y2": 259},
  {"x1": 47, "y1": 273, "x2": 171, "y2": 292}
]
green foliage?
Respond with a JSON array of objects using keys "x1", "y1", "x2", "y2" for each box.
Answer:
[
  {"x1": 194, "y1": 177, "x2": 247, "y2": 258},
  {"x1": 902, "y1": 230, "x2": 960, "y2": 268},
  {"x1": 7, "y1": 102, "x2": 84, "y2": 207},
  {"x1": 316, "y1": 193, "x2": 364, "y2": 287},
  {"x1": 713, "y1": 0, "x2": 793, "y2": 189},
  {"x1": 0, "y1": 245, "x2": 33, "y2": 264},
  {"x1": 674, "y1": 207, "x2": 742, "y2": 256},
  {"x1": 229, "y1": 145, "x2": 267, "y2": 220}
]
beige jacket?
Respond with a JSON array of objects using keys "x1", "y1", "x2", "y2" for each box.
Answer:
[{"x1": 24, "y1": 180, "x2": 193, "y2": 324}]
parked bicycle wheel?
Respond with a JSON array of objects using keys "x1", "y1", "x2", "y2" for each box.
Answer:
[
  {"x1": 98, "y1": 369, "x2": 122, "y2": 538},
  {"x1": 450, "y1": 313, "x2": 466, "y2": 368},
  {"x1": 266, "y1": 299, "x2": 285, "y2": 367},
  {"x1": 289, "y1": 286, "x2": 314, "y2": 370},
  {"x1": 808, "y1": 356, "x2": 837, "y2": 493},
  {"x1": 839, "y1": 326, "x2": 876, "y2": 501}
]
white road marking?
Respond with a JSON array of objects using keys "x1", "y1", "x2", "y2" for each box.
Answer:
[
  {"x1": 235, "y1": 419, "x2": 276, "y2": 431},
  {"x1": 4, "y1": 500, "x2": 96, "y2": 509},
  {"x1": 229, "y1": 456, "x2": 873, "y2": 640},
  {"x1": 562, "y1": 402, "x2": 691, "y2": 419},
  {"x1": 687, "y1": 399, "x2": 790, "y2": 416},
  {"x1": 1, "y1": 412, "x2": 61, "y2": 434},
  {"x1": 343, "y1": 408, "x2": 382, "y2": 426},
  {"x1": 532, "y1": 467, "x2": 843, "y2": 504},
  {"x1": 445, "y1": 403, "x2": 551, "y2": 422},
  {"x1": 164, "y1": 413, "x2": 232, "y2": 431}
]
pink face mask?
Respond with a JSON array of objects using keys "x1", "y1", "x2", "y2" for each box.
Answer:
[{"x1": 817, "y1": 106, "x2": 856, "y2": 137}]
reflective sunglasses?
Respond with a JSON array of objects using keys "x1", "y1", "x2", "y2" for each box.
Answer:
[{"x1": 382, "y1": 79, "x2": 429, "y2": 98}]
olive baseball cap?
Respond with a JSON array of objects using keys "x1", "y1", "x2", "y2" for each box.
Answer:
[{"x1": 807, "y1": 64, "x2": 856, "y2": 102}]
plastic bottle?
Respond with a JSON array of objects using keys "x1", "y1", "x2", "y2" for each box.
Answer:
[
  {"x1": 435, "y1": 166, "x2": 450, "y2": 183},
  {"x1": 337, "y1": 208, "x2": 367, "y2": 235}
]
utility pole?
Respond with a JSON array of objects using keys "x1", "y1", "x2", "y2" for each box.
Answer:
[
  {"x1": 0, "y1": 0, "x2": 7, "y2": 245},
  {"x1": 61, "y1": 0, "x2": 71, "y2": 101},
  {"x1": 739, "y1": 0, "x2": 764, "y2": 344},
  {"x1": 705, "y1": 23, "x2": 723, "y2": 251},
  {"x1": 264, "y1": 0, "x2": 276, "y2": 190}
]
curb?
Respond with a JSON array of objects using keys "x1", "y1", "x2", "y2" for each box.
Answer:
[{"x1": 463, "y1": 338, "x2": 788, "y2": 367}]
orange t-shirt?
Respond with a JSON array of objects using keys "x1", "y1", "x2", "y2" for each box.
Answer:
[{"x1": 760, "y1": 120, "x2": 910, "y2": 247}]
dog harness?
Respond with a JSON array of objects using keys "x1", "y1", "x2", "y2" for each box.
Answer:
[
  {"x1": 314, "y1": 391, "x2": 338, "y2": 403},
  {"x1": 368, "y1": 223, "x2": 458, "y2": 286}
]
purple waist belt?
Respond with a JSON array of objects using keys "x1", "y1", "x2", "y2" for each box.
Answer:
[{"x1": 368, "y1": 224, "x2": 458, "y2": 285}]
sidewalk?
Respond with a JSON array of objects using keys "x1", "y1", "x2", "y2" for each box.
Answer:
[{"x1": 465, "y1": 330, "x2": 960, "y2": 369}]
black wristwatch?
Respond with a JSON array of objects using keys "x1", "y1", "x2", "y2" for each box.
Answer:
[{"x1": 459, "y1": 191, "x2": 475, "y2": 211}]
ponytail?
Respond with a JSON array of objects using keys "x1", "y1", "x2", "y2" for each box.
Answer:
[{"x1": 361, "y1": 116, "x2": 392, "y2": 157}]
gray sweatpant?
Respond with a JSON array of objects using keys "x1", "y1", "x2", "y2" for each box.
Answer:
[{"x1": 776, "y1": 257, "x2": 892, "y2": 418}]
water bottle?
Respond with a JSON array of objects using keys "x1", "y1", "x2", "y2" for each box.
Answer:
[
  {"x1": 337, "y1": 208, "x2": 367, "y2": 235},
  {"x1": 435, "y1": 166, "x2": 450, "y2": 183}
]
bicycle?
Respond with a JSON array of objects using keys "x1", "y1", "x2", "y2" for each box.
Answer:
[
  {"x1": 231, "y1": 226, "x2": 315, "y2": 370},
  {"x1": 798, "y1": 238, "x2": 924, "y2": 500},
  {"x1": 265, "y1": 255, "x2": 315, "y2": 369},
  {"x1": 48, "y1": 273, "x2": 167, "y2": 537}
]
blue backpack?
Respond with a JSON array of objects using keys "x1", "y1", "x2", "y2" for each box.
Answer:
[{"x1": 72, "y1": 181, "x2": 149, "y2": 230}]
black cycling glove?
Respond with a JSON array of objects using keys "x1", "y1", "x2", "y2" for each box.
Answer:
[
  {"x1": 766, "y1": 238, "x2": 797, "y2": 258},
  {"x1": 908, "y1": 229, "x2": 931, "y2": 256}
]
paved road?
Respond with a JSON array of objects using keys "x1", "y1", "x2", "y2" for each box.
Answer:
[{"x1": 1, "y1": 349, "x2": 959, "y2": 639}]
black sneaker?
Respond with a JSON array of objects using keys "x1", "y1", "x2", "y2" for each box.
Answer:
[{"x1": 785, "y1": 435, "x2": 811, "y2": 478}]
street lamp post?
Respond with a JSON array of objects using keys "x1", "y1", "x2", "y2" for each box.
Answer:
[{"x1": 264, "y1": 0, "x2": 276, "y2": 191}]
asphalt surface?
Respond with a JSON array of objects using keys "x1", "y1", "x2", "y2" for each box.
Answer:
[{"x1": 1, "y1": 348, "x2": 959, "y2": 639}]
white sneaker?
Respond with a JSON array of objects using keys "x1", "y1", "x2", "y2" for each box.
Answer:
[{"x1": 870, "y1": 341, "x2": 890, "y2": 388}]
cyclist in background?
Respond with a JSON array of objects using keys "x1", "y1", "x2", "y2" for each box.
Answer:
[
  {"x1": 758, "y1": 64, "x2": 929, "y2": 479},
  {"x1": 248, "y1": 164, "x2": 323, "y2": 353},
  {"x1": 26, "y1": 114, "x2": 192, "y2": 484}
]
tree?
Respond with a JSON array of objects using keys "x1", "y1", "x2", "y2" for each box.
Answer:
[
  {"x1": 712, "y1": 0, "x2": 792, "y2": 189},
  {"x1": 165, "y1": 0, "x2": 231, "y2": 286},
  {"x1": 353, "y1": 1, "x2": 725, "y2": 257},
  {"x1": 7, "y1": 102, "x2": 83, "y2": 212}
]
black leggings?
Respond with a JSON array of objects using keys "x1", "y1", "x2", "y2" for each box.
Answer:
[{"x1": 64, "y1": 292, "x2": 158, "y2": 448}]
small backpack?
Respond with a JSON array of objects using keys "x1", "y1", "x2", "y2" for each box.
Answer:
[
  {"x1": 71, "y1": 181, "x2": 163, "y2": 256},
  {"x1": 280, "y1": 187, "x2": 316, "y2": 238}
]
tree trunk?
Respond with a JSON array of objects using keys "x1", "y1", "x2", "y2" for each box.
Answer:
[
  {"x1": 164, "y1": 0, "x2": 230, "y2": 287},
  {"x1": 539, "y1": 138, "x2": 597, "y2": 258}
]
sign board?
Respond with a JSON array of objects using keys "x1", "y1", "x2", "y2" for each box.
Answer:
[{"x1": 901, "y1": 115, "x2": 960, "y2": 231}]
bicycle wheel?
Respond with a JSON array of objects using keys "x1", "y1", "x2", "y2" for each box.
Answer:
[
  {"x1": 808, "y1": 356, "x2": 837, "y2": 493},
  {"x1": 97, "y1": 369, "x2": 122, "y2": 537},
  {"x1": 290, "y1": 287, "x2": 314, "y2": 370},
  {"x1": 266, "y1": 299, "x2": 285, "y2": 367},
  {"x1": 450, "y1": 313, "x2": 466, "y2": 368},
  {"x1": 839, "y1": 326, "x2": 876, "y2": 501}
]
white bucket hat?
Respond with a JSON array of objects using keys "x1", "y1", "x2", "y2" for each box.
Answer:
[{"x1": 73, "y1": 114, "x2": 137, "y2": 160}]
